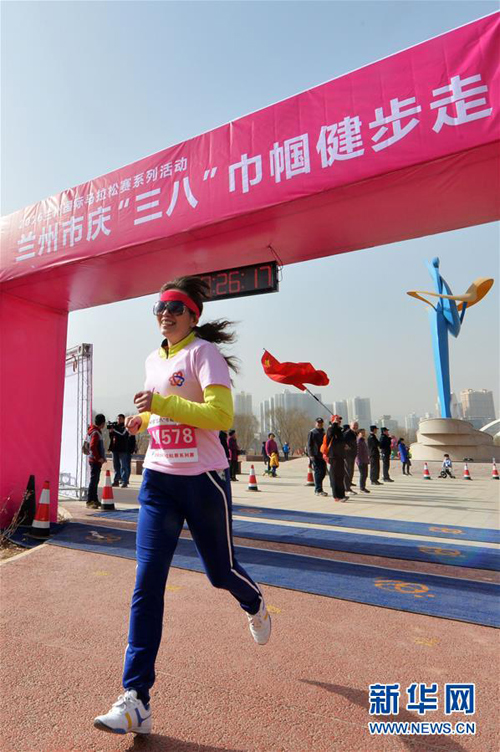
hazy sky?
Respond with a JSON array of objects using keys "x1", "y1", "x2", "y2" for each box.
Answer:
[{"x1": 2, "y1": 1, "x2": 499, "y2": 422}]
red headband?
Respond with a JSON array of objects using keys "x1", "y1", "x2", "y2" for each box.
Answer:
[{"x1": 160, "y1": 290, "x2": 200, "y2": 317}]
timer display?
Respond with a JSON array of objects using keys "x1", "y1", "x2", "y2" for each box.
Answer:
[{"x1": 198, "y1": 262, "x2": 279, "y2": 302}]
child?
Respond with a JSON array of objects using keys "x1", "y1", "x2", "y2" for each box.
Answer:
[
  {"x1": 269, "y1": 451, "x2": 279, "y2": 477},
  {"x1": 441, "y1": 454, "x2": 455, "y2": 478}
]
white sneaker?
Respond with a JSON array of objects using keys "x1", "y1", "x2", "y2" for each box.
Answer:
[
  {"x1": 247, "y1": 599, "x2": 271, "y2": 645},
  {"x1": 94, "y1": 689, "x2": 152, "y2": 735}
]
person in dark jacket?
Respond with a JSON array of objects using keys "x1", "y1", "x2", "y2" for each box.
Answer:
[
  {"x1": 86, "y1": 413, "x2": 106, "y2": 509},
  {"x1": 356, "y1": 429, "x2": 370, "y2": 493},
  {"x1": 228, "y1": 429, "x2": 240, "y2": 481},
  {"x1": 219, "y1": 430, "x2": 230, "y2": 459},
  {"x1": 326, "y1": 415, "x2": 347, "y2": 501},
  {"x1": 260, "y1": 441, "x2": 269, "y2": 475},
  {"x1": 109, "y1": 414, "x2": 130, "y2": 487},
  {"x1": 379, "y1": 427, "x2": 394, "y2": 482},
  {"x1": 307, "y1": 418, "x2": 327, "y2": 496},
  {"x1": 261, "y1": 441, "x2": 270, "y2": 475},
  {"x1": 398, "y1": 438, "x2": 411, "y2": 475},
  {"x1": 343, "y1": 421, "x2": 358, "y2": 495},
  {"x1": 368, "y1": 425, "x2": 382, "y2": 485}
]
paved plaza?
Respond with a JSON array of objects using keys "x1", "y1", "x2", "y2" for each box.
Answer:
[{"x1": 1, "y1": 457, "x2": 499, "y2": 751}]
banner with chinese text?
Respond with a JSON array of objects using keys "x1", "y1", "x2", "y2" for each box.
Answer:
[{"x1": 1, "y1": 13, "x2": 498, "y2": 285}]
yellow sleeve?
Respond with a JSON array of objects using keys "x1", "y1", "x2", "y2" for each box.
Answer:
[
  {"x1": 139, "y1": 412, "x2": 151, "y2": 432},
  {"x1": 150, "y1": 385, "x2": 233, "y2": 431}
]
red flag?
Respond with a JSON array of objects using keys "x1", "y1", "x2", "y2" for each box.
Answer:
[{"x1": 261, "y1": 350, "x2": 329, "y2": 391}]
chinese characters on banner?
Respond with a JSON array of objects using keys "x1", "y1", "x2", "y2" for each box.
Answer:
[
  {"x1": 13, "y1": 71, "x2": 493, "y2": 266},
  {"x1": 2, "y1": 9, "x2": 497, "y2": 284}
]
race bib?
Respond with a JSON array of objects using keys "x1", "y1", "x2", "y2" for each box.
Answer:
[{"x1": 148, "y1": 420, "x2": 198, "y2": 463}]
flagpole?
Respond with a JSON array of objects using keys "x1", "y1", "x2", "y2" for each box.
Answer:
[{"x1": 302, "y1": 387, "x2": 332, "y2": 420}]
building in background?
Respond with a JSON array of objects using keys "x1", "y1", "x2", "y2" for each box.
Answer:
[
  {"x1": 260, "y1": 397, "x2": 275, "y2": 436},
  {"x1": 377, "y1": 415, "x2": 398, "y2": 433},
  {"x1": 347, "y1": 397, "x2": 372, "y2": 427},
  {"x1": 234, "y1": 391, "x2": 253, "y2": 415},
  {"x1": 435, "y1": 392, "x2": 463, "y2": 419},
  {"x1": 259, "y1": 390, "x2": 330, "y2": 434},
  {"x1": 460, "y1": 389, "x2": 496, "y2": 429},
  {"x1": 405, "y1": 413, "x2": 420, "y2": 433},
  {"x1": 451, "y1": 392, "x2": 463, "y2": 419},
  {"x1": 332, "y1": 400, "x2": 348, "y2": 420},
  {"x1": 274, "y1": 390, "x2": 325, "y2": 422}
]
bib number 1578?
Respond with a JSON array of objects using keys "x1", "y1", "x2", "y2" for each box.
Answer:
[{"x1": 148, "y1": 424, "x2": 198, "y2": 462}]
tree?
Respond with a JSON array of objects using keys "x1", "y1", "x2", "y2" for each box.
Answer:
[
  {"x1": 233, "y1": 413, "x2": 259, "y2": 454},
  {"x1": 272, "y1": 407, "x2": 311, "y2": 454}
]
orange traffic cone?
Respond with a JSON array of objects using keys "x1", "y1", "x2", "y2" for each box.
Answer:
[
  {"x1": 492, "y1": 461, "x2": 499, "y2": 480},
  {"x1": 247, "y1": 465, "x2": 260, "y2": 492},
  {"x1": 305, "y1": 463, "x2": 314, "y2": 486},
  {"x1": 29, "y1": 481, "x2": 51, "y2": 539},
  {"x1": 463, "y1": 463, "x2": 472, "y2": 481},
  {"x1": 423, "y1": 462, "x2": 432, "y2": 480},
  {"x1": 101, "y1": 470, "x2": 115, "y2": 510}
]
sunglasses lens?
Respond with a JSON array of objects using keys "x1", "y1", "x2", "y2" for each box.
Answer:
[
  {"x1": 166, "y1": 301, "x2": 186, "y2": 315},
  {"x1": 153, "y1": 300, "x2": 186, "y2": 316}
]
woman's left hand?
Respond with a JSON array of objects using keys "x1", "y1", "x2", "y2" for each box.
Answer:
[{"x1": 134, "y1": 390, "x2": 153, "y2": 412}]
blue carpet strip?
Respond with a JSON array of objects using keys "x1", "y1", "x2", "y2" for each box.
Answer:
[
  {"x1": 41, "y1": 522, "x2": 500, "y2": 628},
  {"x1": 89, "y1": 510, "x2": 499, "y2": 571},
  {"x1": 230, "y1": 521, "x2": 500, "y2": 572},
  {"x1": 92, "y1": 506, "x2": 500, "y2": 545}
]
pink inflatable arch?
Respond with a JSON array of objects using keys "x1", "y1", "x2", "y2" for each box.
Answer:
[{"x1": 1, "y1": 13, "x2": 498, "y2": 522}]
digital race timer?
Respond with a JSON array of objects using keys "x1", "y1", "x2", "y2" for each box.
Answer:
[{"x1": 198, "y1": 261, "x2": 279, "y2": 302}]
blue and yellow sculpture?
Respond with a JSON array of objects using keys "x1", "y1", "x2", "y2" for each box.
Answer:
[{"x1": 407, "y1": 258, "x2": 494, "y2": 418}]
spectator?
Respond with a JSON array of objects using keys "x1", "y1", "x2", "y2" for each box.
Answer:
[
  {"x1": 86, "y1": 413, "x2": 106, "y2": 509},
  {"x1": 390, "y1": 435, "x2": 398, "y2": 459},
  {"x1": 228, "y1": 429, "x2": 240, "y2": 481},
  {"x1": 356, "y1": 428, "x2": 370, "y2": 493},
  {"x1": 269, "y1": 451, "x2": 279, "y2": 477},
  {"x1": 282, "y1": 441, "x2": 290, "y2": 461},
  {"x1": 343, "y1": 421, "x2": 359, "y2": 495},
  {"x1": 219, "y1": 430, "x2": 230, "y2": 459},
  {"x1": 441, "y1": 454, "x2": 455, "y2": 478},
  {"x1": 265, "y1": 433, "x2": 279, "y2": 465},
  {"x1": 326, "y1": 415, "x2": 347, "y2": 502},
  {"x1": 398, "y1": 438, "x2": 411, "y2": 475},
  {"x1": 261, "y1": 441, "x2": 269, "y2": 474},
  {"x1": 368, "y1": 425, "x2": 382, "y2": 485},
  {"x1": 379, "y1": 427, "x2": 394, "y2": 482},
  {"x1": 307, "y1": 418, "x2": 327, "y2": 497},
  {"x1": 109, "y1": 414, "x2": 130, "y2": 488}
]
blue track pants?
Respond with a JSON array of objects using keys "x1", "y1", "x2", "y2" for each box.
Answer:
[{"x1": 122, "y1": 467, "x2": 262, "y2": 702}]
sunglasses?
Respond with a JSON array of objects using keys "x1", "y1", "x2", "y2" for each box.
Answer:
[{"x1": 153, "y1": 300, "x2": 188, "y2": 316}]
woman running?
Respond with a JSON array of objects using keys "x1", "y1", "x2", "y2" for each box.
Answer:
[{"x1": 94, "y1": 276, "x2": 271, "y2": 736}]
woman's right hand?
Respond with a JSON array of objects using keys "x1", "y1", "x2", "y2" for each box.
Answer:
[{"x1": 126, "y1": 415, "x2": 143, "y2": 435}]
